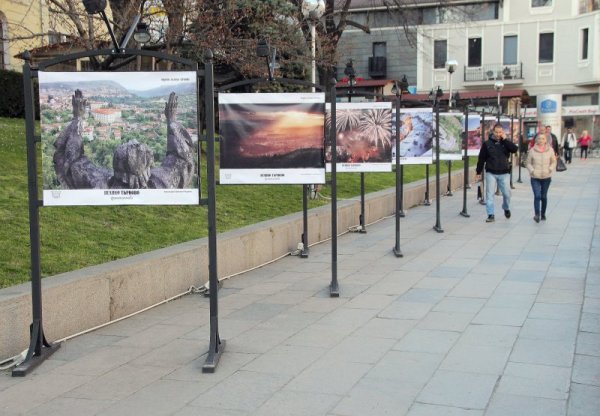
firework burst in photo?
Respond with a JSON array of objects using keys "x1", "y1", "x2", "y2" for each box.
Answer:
[{"x1": 358, "y1": 109, "x2": 392, "y2": 148}]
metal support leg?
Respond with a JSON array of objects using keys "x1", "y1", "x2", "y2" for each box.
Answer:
[
  {"x1": 301, "y1": 184, "x2": 309, "y2": 257},
  {"x1": 424, "y1": 165, "x2": 431, "y2": 205},
  {"x1": 359, "y1": 172, "x2": 367, "y2": 233}
]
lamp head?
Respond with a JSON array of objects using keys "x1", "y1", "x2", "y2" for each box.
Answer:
[
  {"x1": 494, "y1": 80, "x2": 504, "y2": 92},
  {"x1": 344, "y1": 60, "x2": 355, "y2": 79},
  {"x1": 82, "y1": 0, "x2": 107, "y2": 14},
  {"x1": 133, "y1": 22, "x2": 151, "y2": 44},
  {"x1": 445, "y1": 59, "x2": 458, "y2": 74},
  {"x1": 256, "y1": 38, "x2": 270, "y2": 58},
  {"x1": 302, "y1": 0, "x2": 326, "y2": 20}
]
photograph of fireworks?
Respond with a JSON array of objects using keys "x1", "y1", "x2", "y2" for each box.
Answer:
[
  {"x1": 325, "y1": 102, "x2": 392, "y2": 172},
  {"x1": 467, "y1": 114, "x2": 483, "y2": 156},
  {"x1": 218, "y1": 93, "x2": 325, "y2": 185},
  {"x1": 391, "y1": 108, "x2": 434, "y2": 165},
  {"x1": 499, "y1": 117, "x2": 520, "y2": 143},
  {"x1": 435, "y1": 113, "x2": 465, "y2": 161}
]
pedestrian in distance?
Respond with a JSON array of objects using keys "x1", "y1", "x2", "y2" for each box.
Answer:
[
  {"x1": 526, "y1": 133, "x2": 556, "y2": 223},
  {"x1": 561, "y1": 127, "x2": 577, "y2": 164},
  {"x1": 578, "y1": 130, "x2": 592, "y2": 159},
  {"x1": 476, "y1": 123, "x2": 519, "y2": 223}
]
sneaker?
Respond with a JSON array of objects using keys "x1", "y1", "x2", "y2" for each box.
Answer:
[
  {"x1": 541, "y1": 215, "x2": 546, "y2": 221},
  {"x1": 486, "y1": 215, "x2": 495, "y2": 223},
  {"x1": 504, "y1": 209, "x2": 511, "y2": 219},
  {"x1": 534, "y1": 215, "x2": 540, "y2": 223}
]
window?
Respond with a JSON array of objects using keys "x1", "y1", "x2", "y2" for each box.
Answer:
[
  {"x1": 373, "y1": 42, "x2": 386, "y2": 58},
  {"x1": 433, "y1": 39, "x2": 447, "y2": 69},
  {"x1": 581, "y1": 28, "x2": 589, "y2": 60},
  {"x1": 468, "y1": 37, "x2": 482, "y2": 67},
  {"x1": 532, "y1": 0, "x2": 552, "y2": 6},
  {"x1": 579, "y1": 0, "x2": 600, "y2": 13},
  {"x1": 539, "y1": 33, "x2": 554, "y2": 63},
  {"x1": 503, "y1": 35, "x2": 517, "y2": 65}
]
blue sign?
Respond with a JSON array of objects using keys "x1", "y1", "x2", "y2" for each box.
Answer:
[{"x1": 540, "y1": 99, "x2": 557, "y2": 114}]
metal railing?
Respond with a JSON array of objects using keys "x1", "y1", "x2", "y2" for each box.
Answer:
[{"x1": 464, "y1": 62, "x2": 523, "y2": 82}]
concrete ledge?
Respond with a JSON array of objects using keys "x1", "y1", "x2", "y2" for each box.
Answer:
[{"x1": 0, "y1": 168, "x2": 475, "y2": 360}]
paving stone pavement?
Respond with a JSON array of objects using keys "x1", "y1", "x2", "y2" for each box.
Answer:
[{"x1": 2, "y1": 158, "x2": 599, "y2": 415}]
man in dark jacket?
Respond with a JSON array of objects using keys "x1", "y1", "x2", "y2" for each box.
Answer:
[{"x1": 476, "y1": 123, "x2": 519, "y2": 222}]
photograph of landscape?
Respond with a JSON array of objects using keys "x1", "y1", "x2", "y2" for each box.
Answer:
[
  {"x1": 391, "y1": 108, "x2": 434, "y2": 165},
  {"x1": 435, "y1": 113, "x2": 465, "y2": 160},
  {"x1": 38, "y1": 71, "x2": 199, "y2": 206},
  {"x1": 218, "y1": 93, "x2": 326, "y2": 184},
  {"x1": 325, "y1": 102, "x2": 392, "y2": 172},
  {"x1": 467, "y1": 114, "x2": 483, "y2": 155}
]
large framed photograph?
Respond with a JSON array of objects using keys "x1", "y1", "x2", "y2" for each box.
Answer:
[
  {"x1": 39, "y1": 71, "x2": 199, "y2": 206},
  {"x1": 435, "y1": 113, "x2": 465, "y2": 161},
  {"x1": 391, "y1": 108, "x2": 434, "y2": 165},
  {"x1": 467, "y1": 114, "x2": 483, "y2": 156},
  {"x1": 325, "y1": 102, "x2": 392, "y2": 173},
  {"x1": 218, "y1": 93, "x2": 326, "y2": 185}
]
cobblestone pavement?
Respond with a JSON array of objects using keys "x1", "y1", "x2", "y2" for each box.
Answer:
[{"x1": 2, "y1": 158, "x2": 599, "y2": 415}]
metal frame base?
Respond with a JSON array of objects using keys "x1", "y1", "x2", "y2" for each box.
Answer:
[
  {"x1": 460, "y1": 211, "x2": 471, "y2": 218},
  {"x1": 202, "y1": 339, "x2": 225, "y2": 373},
  {"x1": 423, "y1": 199, "x2": 431, "y2": 206},
  {"x1": 300, "y1": 249, "x2": 309, "y2": 258},
  {"x1": 393, "y1": 247, "x2": 404, "y2": 257},
  {"x1": 329, "y1": 282, "x2": 339, "y2": 297},
  {"x1": 399, "y1": 210, "x2": 406, "y2": 218},
  {"x1": 12, "y1": 342, "x2": 60, "y2": 377},
  {"x1": 433, "y1": 225, "x2": 444, "y2": 233},
  {"x1": 359, "y1": 227, "x2": 367, "y2": 234}
]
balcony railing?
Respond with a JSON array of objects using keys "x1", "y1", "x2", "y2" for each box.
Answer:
[{"x1": 464, "y1": 63, "x2": 523, "y2": 82}]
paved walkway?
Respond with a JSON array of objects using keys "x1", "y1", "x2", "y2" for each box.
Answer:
[{"x1": 1, "y1": 159, "x2": 599, "y2": 416}]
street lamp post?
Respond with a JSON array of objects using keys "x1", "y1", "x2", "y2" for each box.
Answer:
[
  {"x1": 302, "y1": 0, "x2": 325, "y2": 93},
  {"x1": 494, "y1": 80, "x2": 504, "y2": 121},
  {"x1": 301, "y1": 0, "x2": 325, "y2": 257},
  {"x1": 445, "y1": 59, "x2": 458, "y2": 108}
]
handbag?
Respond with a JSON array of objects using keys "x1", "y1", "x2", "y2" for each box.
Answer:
[{"x1": 556, "y1": 157, "x2": 567, "y2": 172}]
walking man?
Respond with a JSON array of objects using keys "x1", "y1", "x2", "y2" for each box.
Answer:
[{"x1": 476, "y1": 123, "x2": 519, "y2": 222}]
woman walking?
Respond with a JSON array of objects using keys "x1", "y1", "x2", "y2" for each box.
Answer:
[
  {"x1": 578, "y1": 130, "x2": 592, "y2": 159},
  {"x1": 526, "y1": 133, "x2": 556, "y2": 222}
]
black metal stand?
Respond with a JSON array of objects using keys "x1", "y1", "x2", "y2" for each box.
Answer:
[
  {"x1": 301, "y1": 185, "x2": 309, "y2": 257},
  {"x1": 203, "y1": 51, "x2": 224, "y2": 373},
  {"x1": 13, "y1": 55, "x2": 62, "y2": 377},
  {"x1": 424, "y1": 165, "x2": 431, "y2": 205},
  {"x1": 446, "y1": 160, "x2": 453, "y2": 196},
  {"x1": 509, "y1": 115, "x2": 515, "y2": 189},
  {"x1": 517, "y1": 112, "x2": 523, "y2": 183},
  {"x1": 329, "y1": 82, "x2": 339, "y2": 297},
  {"x1": 393, "y1": 92, "x2": 403, "y2": 257},
  {"x1": 359, "y1": 173, "x2": 367, "y2": 233},
  {"x1": 433, "y1": 102, "x2": 444, "y2": 233},
  {"x1": 460, "y1": 107, "x2": 471, "y2": 218},
  {"x1": 399, "y1": 165, "x2": 405, "y2": 217}
]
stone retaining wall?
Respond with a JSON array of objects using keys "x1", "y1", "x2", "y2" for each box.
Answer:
[{"x1": 0, "y1": 169, "x2": 475, "y2": 360}]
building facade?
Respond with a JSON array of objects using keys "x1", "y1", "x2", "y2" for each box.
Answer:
[{"x1": 337, "y1": 0, "x2": 600, "y2": 141}]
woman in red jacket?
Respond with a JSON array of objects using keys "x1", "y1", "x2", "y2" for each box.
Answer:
[{"x1": 578, "y1": 130, "x2": 592, "y2": 159}]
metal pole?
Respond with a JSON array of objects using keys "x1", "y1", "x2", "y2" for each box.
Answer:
[
  {"x1": 517, "y1": 109, "x2": 523, "y2": 183},
  {"x1": 360, "y1": 173, "x2": 367, "y2": 232},
  {"x1": 330, "y1": 82, "x2": 339, "y2": 297},
  {"x1": 301, "y1": 185, "x2": 309, "y2": 257},
  {"x1": 509, "y1": 114, "x2": 515, "y2": 189},
  {"x1": 311, "y1": 23, "x2": 316, "y2": 88},
  {"x1": 13, "y1": 54, "x2": 61, "y2": 377},
  {"x1": 399, "y1": 165, "x2": 405, "y2": 217},
  {"x1": 424, "y1": 165, "x2": 431, "y2": 205},
  {"x1": 479, "y1": 111, "x2": 487, "y2": 205},
  {"x1": 393, "y1": 90, "x2": 403, "y2": 257},
  {"x1": 203, "y1": 50, "x2": 224, "y2": 373},
  {"x1": 460, "y1": 106, "x2": 470, "y2": 217},
  {"x1": 434, "y1": 101, "x2": 444, "y2": 233},
  {"x1": 446, "y1": 160, "x2": 453, "y2": 196}
]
